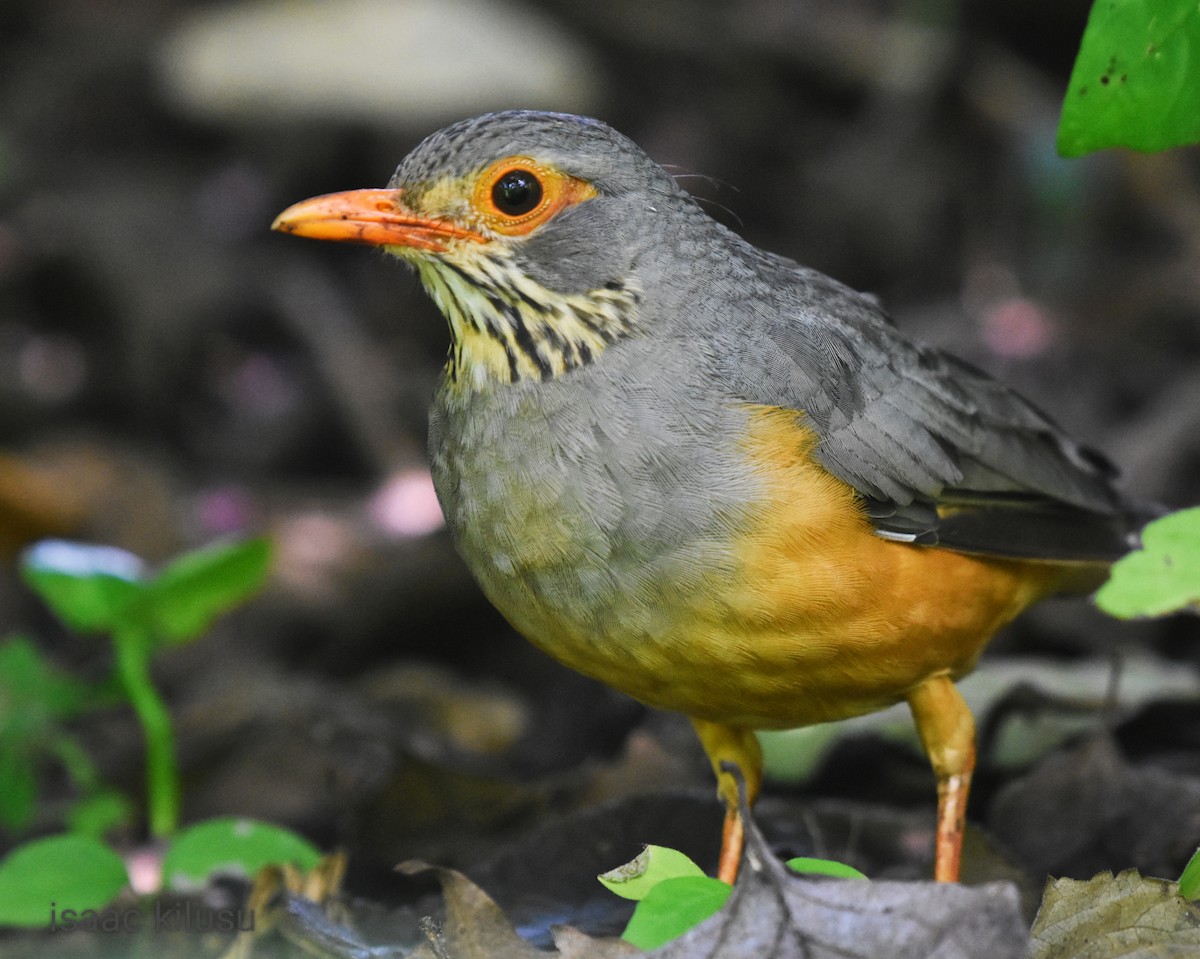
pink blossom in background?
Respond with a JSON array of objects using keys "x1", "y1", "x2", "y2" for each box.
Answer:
[{"x1": 369, "y1": 468, "x2": 445, "y2": 537}]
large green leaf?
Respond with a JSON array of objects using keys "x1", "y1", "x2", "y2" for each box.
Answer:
[
  {"x1": 1059, "y1": 0, "x2": 1200, "y2": 156},
  {"x1": 0, "y1": 834, "x2": 128, "y2": 927}
]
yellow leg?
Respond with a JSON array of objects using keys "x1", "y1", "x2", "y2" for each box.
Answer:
[
  {"x1": 907, "y1": 674, "x2": 976, "y2": 883},
  {"x1": 689, "y1": 718, "x2": 762, "y2": 885}
]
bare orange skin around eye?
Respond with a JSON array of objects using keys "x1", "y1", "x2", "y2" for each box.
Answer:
[{"x1": 472, "y1": 156, "x2": 598, "y2": 236}]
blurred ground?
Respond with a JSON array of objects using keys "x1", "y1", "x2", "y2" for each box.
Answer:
[{"x1": 2, "y1": 0, "x2": 1200, "y2": 951}]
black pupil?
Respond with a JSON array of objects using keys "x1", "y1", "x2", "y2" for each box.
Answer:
[{"x1": 492, "y1": 170, "x2": 542, "y2": 216}]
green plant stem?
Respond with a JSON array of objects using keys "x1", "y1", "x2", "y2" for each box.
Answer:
[{"x1": 112, "y1": 625, "x2": 178, "y2": 837}]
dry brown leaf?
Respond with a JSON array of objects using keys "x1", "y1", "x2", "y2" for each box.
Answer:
[
  {"x1": 400, "y1": 860, "x2": 637, "y2": 959},
  {"x1": 399, "y1": 860, "x2": 547, "y2": 959},
  {"x1": 1031, "y1": 869, "x2": 1200, "y2": 959}
]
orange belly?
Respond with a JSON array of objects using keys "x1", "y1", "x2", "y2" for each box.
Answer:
[{"x1": 511, "y1": 403, "x2": 1097, "y2": 730}]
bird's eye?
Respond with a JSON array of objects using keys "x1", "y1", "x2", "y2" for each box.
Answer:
[
  {"x1": 491, "y1": 169, "x2": 543, "y2": 217},
  {"x1": 472, "y1": 156, "x2": 596, "y2": 235}
]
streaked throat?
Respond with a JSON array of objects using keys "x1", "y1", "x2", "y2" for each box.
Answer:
[{"x1": 413, "y1": 251, "x2": 640, "y2": 389}]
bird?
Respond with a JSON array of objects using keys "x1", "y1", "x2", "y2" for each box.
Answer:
[{"x1": 272, "y1": 110, "x2": 1144, "y2": 884}]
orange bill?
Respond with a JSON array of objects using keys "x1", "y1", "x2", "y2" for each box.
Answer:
[{"x1": 271, "y1": 189, "x2": 483, "y2": 252}]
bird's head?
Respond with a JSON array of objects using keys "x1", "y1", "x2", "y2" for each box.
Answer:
[{"x1": 273, "y1": 111, "x2": 699, "y2": 390}]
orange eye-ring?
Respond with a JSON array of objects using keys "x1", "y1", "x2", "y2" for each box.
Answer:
[{"x1": 473, "y1": 156, "x2": 597, "y2": 236}]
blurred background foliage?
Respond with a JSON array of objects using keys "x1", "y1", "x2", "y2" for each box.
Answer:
[{"x1": 1, "y1": 0, "x2": 1199, "y2": 902}]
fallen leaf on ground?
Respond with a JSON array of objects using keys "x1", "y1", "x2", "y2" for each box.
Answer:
[
  {"x1": 1031, "y1": 869, "x2": 1200, "y2": 959},
  {"x1": 399, "y1": 860, "x2": 635, "y2": 959}
]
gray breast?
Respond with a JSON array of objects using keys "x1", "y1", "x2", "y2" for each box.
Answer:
[{"x1": 427, "y1": 335, "x2": 761, "y2": 645}]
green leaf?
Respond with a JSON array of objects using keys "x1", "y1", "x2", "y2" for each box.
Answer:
[
  {"x1": 1095, "y1": 507, "x2": 1200, "y2": 618},
  {"x1": 622, "y1": 875, "x2": 731, "y2": 950},
  {"x1": 66, "y1": 791, "x2": 134, "y2": 838},
  {"x1": 162, "y1": 817, "x2": 321, "y2": 888},
  {"x1": 599, "y1": 844, "x2": 707, "y2": 901},
  {"x1": 0, "y1": 834, "x2": 128, "y2": 927},
  {"x1": 0, "y1": 636, "x2": 101, "y2": 832},
  {"x1": 785, "y1": 856, "x2": 869, "y2": 881},
  {"x1": 0, "y1": 636, "x2": 93, "y2": 720},
  {"x1": 1058, "y1": 0, "x2": 1200, "y2": 156},
  {"x1": 0, "y1": 749, "x2": 37, "y2": 831},
  {"x1": 20, "y1": 541, "x2": 145, "y2": 633},
  {"x1": 141, "y1": 538, "x2": 272, "y2": 645},
  {"x1": 1180, "y1": 846, "x2": 1200, "y2": 900}
]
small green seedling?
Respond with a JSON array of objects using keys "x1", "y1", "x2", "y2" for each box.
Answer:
[
  {"x1": 0, "y1": 817, "x2": 322, "y2": 928},
  {"x1": 1095, "y1": 508, "x2": 1200, "y2": 619},
  {"x1": 600, "y1": 845, "x2": 866, "y2": 950},
  {"x1": 0, "y1": 635, "x2": 125, "y2": 835},
  {"x1": 0, "y1": 537, "x2": 324, "y2": 929},
  {"x1": 20, "y1": 537, "x2": 272, "y2": 837}
]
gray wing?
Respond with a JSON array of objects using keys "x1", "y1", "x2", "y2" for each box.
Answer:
[{"x1": 718, "y1": 265, "x2": 1143, "y2": 561}]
